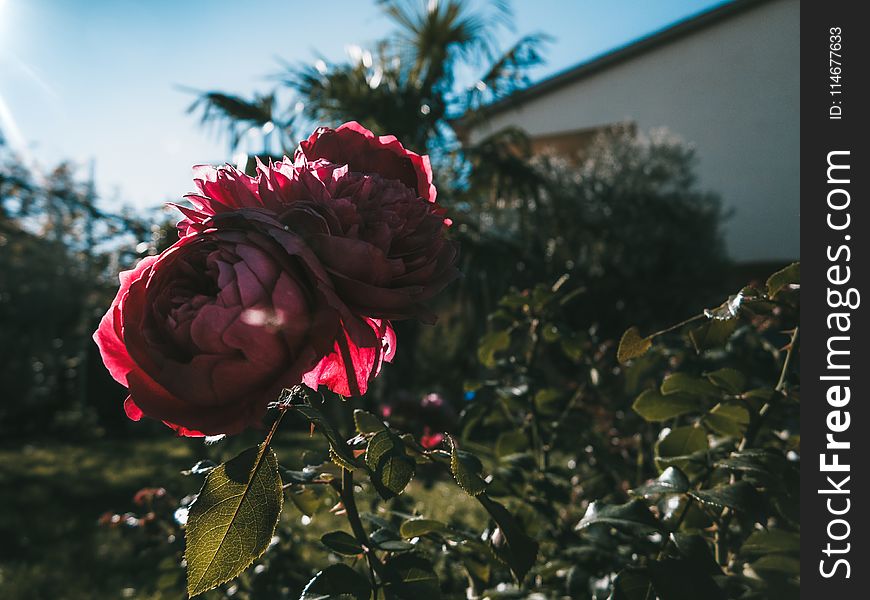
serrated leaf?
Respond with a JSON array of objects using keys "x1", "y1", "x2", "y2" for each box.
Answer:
[
  {"x1": 185, "y1": 444, "x2": 283, "y2": 597},
  {"x1": 447, "y1": 435, "x2": 487, "y2": 496},
  {"x1": 366, "y1": 430, "x2": 415, "y2": 499},
  {"x1": 576, "y1": 499, "x2": 661, "y2": 534},
  {"x1": 400, "y1": 519, "x2": 448, "y2": 539},
  {"x1": 630, "y1": 466, "x2": 690, "y2": 497},
  {"x1": 301, "y1": 563, "x2": 371, "y2": 600},
  {"x1": 766, "y1": 262, "x2": 800, "y2": 298},
  {"x1": 632, "y1": 389, "x2": 698, "y2": 422},
  {"x1": 354, "y1": 409, "x2": 387, "y2": 434},
  {"x1": 320, "y1": 531, "x2": 363, "y2": 556},
  {"x1": 660, "y1": 373, "x2": 719, "y2": 397},
  {"x1": 478, "y1": 329, "x2": 511, "y2": 367},
  {"x1": 617, "y1": 327, "x2": 652, "y2": 364},
  {"x1": 479, "y1": 495, "x2": 539, "y2": 582},
  {"x1": 383, "y1": 554, "x2": 441, "y2": 600},
  {"x1": 705, "y1": 368, "x2": 746, "y2": 394}
]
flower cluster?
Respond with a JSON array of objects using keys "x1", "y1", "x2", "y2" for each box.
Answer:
[{"x1": 94, "y1": 123, "x2": 457, "y2": 436}]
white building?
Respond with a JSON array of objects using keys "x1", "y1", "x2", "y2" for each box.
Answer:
[{"x1": 461, "y1": 0, "x2": 799, "y2": 264}]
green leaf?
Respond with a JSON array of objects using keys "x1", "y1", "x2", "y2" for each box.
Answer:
[
  {"x1": 690, "y1": 481, "x2": 766, "y2": 523},
  {"x1": 740, "y1": 529, "x2": 800, "y2": 556},
  {"x1": 301, "y1": 563, "x2": 371, "y2": 600},
  {"x1": 354, "y1": 409, "x2": 387, "y2": 434},
  {"x1": 478, "y1": 329, "x2": 511, "y2": 367},
  {"x1": 185, "y1": 444, "x2": 283, "y2": 597},
  {"x1": 400, "y1": 519, "x2": 448, "y2": 539},
  {"x1": 288, "y1": 486, "x2": 325, "y2": 517},
  {"x1": 366, "y1": 430, "x2": 415, "y2": 499},
  {"x1": 371, "y1": 528, "x2": 415, "y2": 551},
  {"x1": 660, "y1": 373, "x2": 719, "y2": 397},
  {"x1": 654, "y1": 426, "x2": 708, "y2": 471},
  {"x1": 447, "y1": 435, "x2": 487, "y2": 496},
  {"x1": 751, "y1": 554, "x2": 800, "y2": 575},
  {"x1": 478, "y1": 495, "x2": 539, "y2": 582},
  {"x1": 495, "y1": 430, "x2": 529, "y2": 458},
  {"x1": 383, "y1": 554, "x2": 441, "y2": 600},
  {"x1": 647, "y1": 558, "x2": 725, "y2": 600},
  {"x1": 617, "y1": 326, "x2": 652, "y2": 364},
  {"x1": 689, "y1": 319, "x2": 737, "y2": 353},
  {"x1": 766, "y1": 262, "x2": 800, "y2": 298},
  {"x1": 609, "y1": 569, "x2": 652, "y2": 600},
  {"x1": 632, "y1": 389, "x2": 698, "y2": 422},
  {"x1": 294, "y1": 404, "x2": 360, "y2": 469},
  {"x1": 704, "y1": 403, "x2": 749, "y2": 437},
  {"x1": 630, "y1": 466, "x2": 690, "y2": 497},
  {"x1": 576, "y1": 499, "x2": 661, "y2": 534},
  {"x1": 320, "y1": 531, "x2": 363, "y2": 556},
  {"x1": 533, "y1": 388, "x2": 562, "y2": 416},
  {"x1": 671, "y1": 533, "x2": 720, "y2": 574},
  {"x1": 705, "y1": 368, "x2": 746, "y2": 394}
]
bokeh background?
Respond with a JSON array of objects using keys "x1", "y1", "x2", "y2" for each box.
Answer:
[{"x1": 0, "y1": 0, "x2": 798, "y2": 597}]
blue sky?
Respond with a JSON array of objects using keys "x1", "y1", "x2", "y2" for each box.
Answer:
[{"x1": 0, "y1": 0, "x2": 724, "y2": 210}]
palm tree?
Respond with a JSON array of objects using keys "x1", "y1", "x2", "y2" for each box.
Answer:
[{"x1": 187, "y1": 0, "x2": 548, "y2": 157}]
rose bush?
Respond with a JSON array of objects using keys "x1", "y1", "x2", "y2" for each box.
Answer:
[{"x1": 95, "y1": 122, "x2": 457, "y2": 435}]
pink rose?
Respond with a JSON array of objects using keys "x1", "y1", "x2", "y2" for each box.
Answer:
[
  {"x1": 94, "y1": 212, "x2": 342, "y2": 436},
  {"x1": 296, "y1": 121, "x2": 437, "y2": 203},
  {"x1": 96, "y1": 122, "x2": 457, "y2": 434}
]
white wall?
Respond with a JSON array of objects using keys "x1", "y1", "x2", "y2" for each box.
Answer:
[{"x1": 472, "y1": 0, "x2": 799, "y2": 263}]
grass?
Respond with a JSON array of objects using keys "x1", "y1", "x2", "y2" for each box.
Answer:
[{"x1": 0, "y1": 429, "x2": 487, "y2": 599}]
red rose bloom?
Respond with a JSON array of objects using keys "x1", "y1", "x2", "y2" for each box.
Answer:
[
  {"x1": 95, "y1": 122, "x2": 457, "y2": 434},
  {"x1": 94, "y1": 213, "x2": 341, "y2": 436},
  {"x1": 296, "y1": 121, "x2": 437, "y2": 203}
]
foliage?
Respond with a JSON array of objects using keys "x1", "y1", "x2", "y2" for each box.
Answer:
[
  {"x1": 96, "y1": 262, "x2": 798, "y2": 599},
  {"x1": 0, "y1": 144, "x2": 164, "y2": 437}
]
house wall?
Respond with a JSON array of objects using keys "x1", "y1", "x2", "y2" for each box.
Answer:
[{"x1": 471, "y1": 0, "x2": 799, "y2": 263}]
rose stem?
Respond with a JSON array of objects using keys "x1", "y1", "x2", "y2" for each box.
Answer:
[{"x1": 334, "y1": 330, "x2": 383, "y2": 592}]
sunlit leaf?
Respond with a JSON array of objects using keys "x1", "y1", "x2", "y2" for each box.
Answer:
[
  {"x1": 185, "y1": 444, "x2": 283, "y2": 597},
  {"x1": 354, "y1": 409, "x2": 387, "y2": 435},
  {"x1": 366, "y1": 430, "x2": 415, "y2": 499},
  {"x1": 400, "y1": 519, "x2": 448, "y2": 539},
  {"x1": 447, "y1": 435, "x2": 487, "y2": 496},
  {"x1": 617, "y1": 327, "x2": 652, "y2": 364}
]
